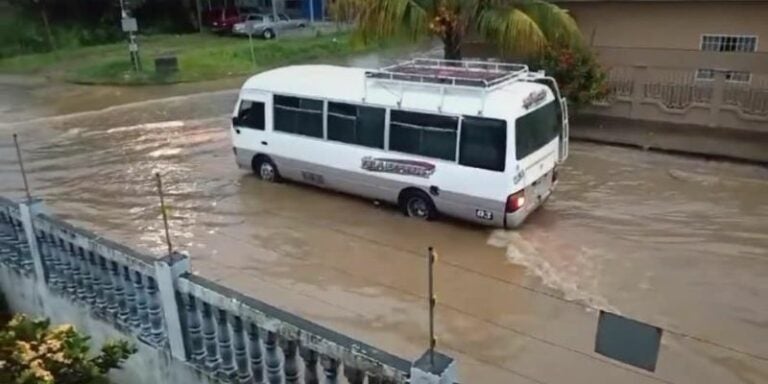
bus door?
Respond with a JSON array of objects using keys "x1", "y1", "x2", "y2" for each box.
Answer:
[{"x1": 532, "y1": 77, "x2": 569, "y2": 163}]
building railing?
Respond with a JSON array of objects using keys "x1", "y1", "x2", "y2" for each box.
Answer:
[
  {"x1": 0, "y1": 196, "x2": 456, "y2": 384},
  {"x1": 587, "y1": 65, "x2": 768, "y2": 131}
]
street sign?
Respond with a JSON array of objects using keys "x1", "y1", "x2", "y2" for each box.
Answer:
[{"x1": 121, "y1": 17, "x2": 138, "y2": 33}]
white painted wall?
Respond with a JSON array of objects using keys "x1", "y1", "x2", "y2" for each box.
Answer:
[{"x1": 0, "y1": 265, "x2": 218, "y2": 384}]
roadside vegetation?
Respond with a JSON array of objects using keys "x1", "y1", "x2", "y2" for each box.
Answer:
[
  {"x1": 0, "y1": 313, "x2": 136, "y2": 384},
  {"x1": 0, "y1": 32, "x2": 369, "y2": 85},
  {"x1": 331, "y1": 0, "x2": 608, "y2": 108}
]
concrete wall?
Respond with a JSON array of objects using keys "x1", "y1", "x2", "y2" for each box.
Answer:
[
  {"x1": 0, "y1": 264, "x2": 218, "y2": 384},
  {"x1": 0, "y1": 197, "x2": 458, "y2": 384},
  {"x1": 562, "y1": 1, "x2": 768, "y2": 52},
  {"x1": 546, "y1": 1, "x2": 768, "y2": 132}
]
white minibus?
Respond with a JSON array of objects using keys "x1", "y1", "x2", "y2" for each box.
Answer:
[{"x1": 231, "y1": 59, "x2": 569, "y2": 228}]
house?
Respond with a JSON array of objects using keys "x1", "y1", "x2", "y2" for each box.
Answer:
[
  {"x1": 559, "y1": 0, "x2": 768, "y2": 83},
  {"x1": 553, "y1": 0, "x2": 768, "y2": 133}
]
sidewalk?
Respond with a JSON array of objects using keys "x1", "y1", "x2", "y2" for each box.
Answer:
[{"x1": 571, "y1": 114, "x2": 768, "y2": 165}]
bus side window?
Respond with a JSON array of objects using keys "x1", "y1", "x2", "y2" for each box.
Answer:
[
  {"x1": 237, "y1": 100, "x2": 265, "y2": 130},
  {"x1": 459, "y1": 117, "x2": 506, "y2": 172},
  {"x1": 273, "y1": 95, "x2": 323, "y2": 138},
  {"x1": 389, "y1": 110, "x2": 458, "y2": 161},
  {"x1": 327, "y1": 102, "x2": 385, "y2": 149}
]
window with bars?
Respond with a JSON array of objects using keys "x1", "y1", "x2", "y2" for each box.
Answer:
[
  {"x1": 695, "y1": 69, "x2": 752, "y2": 83},
  {"x1": 700, "y1": 34, "x2": 758, "y2": 52}
]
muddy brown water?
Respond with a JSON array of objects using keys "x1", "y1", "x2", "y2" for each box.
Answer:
[{"x1": 1, "y1": 76, "x2": 767, "y2": 384}]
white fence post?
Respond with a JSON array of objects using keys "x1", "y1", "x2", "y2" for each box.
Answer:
[
  {"x1": 709, "y1": 70, "x2": 726, "y2": 127},
  {"x1": 154, "y1": 252, "x2": 190, "y2": 361},
  {"x1": 629, "y1": 65, "x2": 648, "y2": 120},
  {"x1": 410, "y1": 350, "x2": 458, "y2": 384},
  {"x1": 18, "y1": 199, "x2": 45, "y2": 282}
]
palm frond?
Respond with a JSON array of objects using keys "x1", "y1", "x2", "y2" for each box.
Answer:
[
  {"x1": 478, "y1": 7, "x2": 547, "y2": 55},
  {"x1": 334, "y1": 0, "x2": 430, "y2": 44},
  {"x1": 516, "y1": 0, "x2": 581, "y2": 48}
]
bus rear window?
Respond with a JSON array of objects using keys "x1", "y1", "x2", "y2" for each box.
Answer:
[{"x1": 515, "y1": 101, "x2": 559, "y2": 160}]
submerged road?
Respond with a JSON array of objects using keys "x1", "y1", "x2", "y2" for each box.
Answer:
[{"x1": 1, "y1": 79, "x2": 767, "y2": 384}]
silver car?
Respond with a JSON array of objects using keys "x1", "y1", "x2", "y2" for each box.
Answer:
[{"x1": 232, "y1": 13, "x2": 307, "y2": 39}]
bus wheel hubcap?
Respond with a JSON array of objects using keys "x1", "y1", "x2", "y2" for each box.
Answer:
[
  {"x1": 407, "y1": 198, "x2": 428, "y2": 218},
  {"x1": 260, "y1": 163, "x2": 275, "y2": 181}
]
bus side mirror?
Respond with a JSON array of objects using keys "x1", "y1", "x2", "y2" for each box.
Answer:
[{"x1": 232, "y1": 116, "x2": 242, "y2": 134}]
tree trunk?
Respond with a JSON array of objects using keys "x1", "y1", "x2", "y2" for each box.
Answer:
[
  {"x1": 39, "y1": 2, "x2": 56, "y2": 52},
  {"x1": 180, "y1": 0, "x2": 201, "y2": 31},
  {"x1": 442, "y1": 30, "x2": 462, "y2": 61}
]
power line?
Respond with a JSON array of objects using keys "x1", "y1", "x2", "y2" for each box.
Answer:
[
  {"x1": 212, "y1": 210, "x2": 681, "y2": 384},
  {"x1": 212, "y1": 256, "x2": 553, "y2": 384},
  {"x1": 230, "y1": 203, "x2": 768, "y2": 363}
]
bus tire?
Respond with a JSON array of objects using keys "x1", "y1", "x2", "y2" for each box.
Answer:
[
  {"x1": 399, "y1": 189, "x2": 437, "y2": 221},
  {"x1": 252, "y1": 155, "x2": 280, "y2": 182}
]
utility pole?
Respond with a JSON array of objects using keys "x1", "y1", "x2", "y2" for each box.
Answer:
[
  {"x1": 427, "y1": 246, "x2": 437, "y2": 367},
  {"x1": 156, "y1": 173, "x2": 173, "y2": 255}
]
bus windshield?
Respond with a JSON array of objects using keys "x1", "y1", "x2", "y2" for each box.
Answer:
[{"x1": 515, "y1": 101, "x2": 560, "y2": 160}]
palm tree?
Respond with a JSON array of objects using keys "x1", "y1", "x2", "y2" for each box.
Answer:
[{"x1": 330, "y1": 0, "x2": 581, "y2": 60}]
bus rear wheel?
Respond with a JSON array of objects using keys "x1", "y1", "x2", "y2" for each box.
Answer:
[
  {"x1": 252, "y1": 156, "x2": 280, "y2": 182},
  {"x1": 399, "y1": 190, "x2": 437, "y2": 220}
]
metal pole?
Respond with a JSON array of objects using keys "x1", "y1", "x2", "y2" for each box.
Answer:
[
  {"x1": 12, "y1": 134, "x2": 32, "y2": 202},
  {"x1": 271, "y1": 0, "x2": 278, "y2": 22},
  {"x1": 248, "y1": 30, "x2": 256, "y2": 68},
  {"x1": 196, "y1": 0, "x2": 203, "y2": 33},
  {"x1": 428, "y1": 246, "x2": 437, "y2": 367},
  {"x1": 309, "y1": 0, "x2": 314, "y2": 23},
  {"x1": 156, "y1": 173, "x2": 173, "y2": 255},
  {"x1": 129, "y1": 32, "x2": 140, "y2": 72}
]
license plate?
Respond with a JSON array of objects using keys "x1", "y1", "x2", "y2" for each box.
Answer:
[{"x1": 534, "y1": 173, "x2": 552, "y2": 198}]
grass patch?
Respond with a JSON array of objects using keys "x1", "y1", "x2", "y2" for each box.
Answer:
[{"x1": 0, "y1": 32, "x2": 373, "y2": 85}]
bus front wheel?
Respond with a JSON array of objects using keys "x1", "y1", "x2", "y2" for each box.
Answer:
[
  {"x1": 252, "y1": 156, "x2": 280, "y2": 182},
  {"x1": 399, "y1": 189, "x2": 437, "y2": 221}
]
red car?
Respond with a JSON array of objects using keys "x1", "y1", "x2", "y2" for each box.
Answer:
[{"x1": 203, "y1": 7, "x2": 244, "y2": 33}]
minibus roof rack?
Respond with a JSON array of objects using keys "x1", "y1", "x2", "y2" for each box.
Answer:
[{"x1": 364, "y1": 58, "x2": 529, "y2": 90}]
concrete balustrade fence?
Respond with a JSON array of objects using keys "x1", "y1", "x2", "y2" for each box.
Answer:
[
  {"x1": 588, "y1": 65, "x2": 768, "y2": 132},
  {"x1": 0, "y1": 195, "x2": 458, "y2": 384}
]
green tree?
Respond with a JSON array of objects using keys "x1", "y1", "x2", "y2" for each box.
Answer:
[
  {"x1": 0, "y1": 315, "x2": 136, "y2": 384},
  {"x1": 532, "y1": 46, "x2": 608, "y2": 109},
  {"x1": 330, "y1": 0, "x2": 581, "y2": 60}
]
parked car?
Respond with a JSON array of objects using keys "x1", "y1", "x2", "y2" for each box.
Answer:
[
  {"x1": 203, "y1": 7, "x2": 245, "y2": 33},
  {"x1": 232, "y1": 13, "x2": 307, "y2": 39}
]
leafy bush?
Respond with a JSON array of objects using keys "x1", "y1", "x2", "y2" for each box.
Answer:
[
  {"x1": 0, "y1": 315, "x2": 136, "y2": 384},
  {"x1": 0, "y1": 11, "x2": 122, "y2": 58},
  {"x1": 532, "y1": 47, "x2": 609, "y2": 110}
]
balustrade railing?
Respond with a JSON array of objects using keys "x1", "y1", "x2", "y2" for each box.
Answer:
[
  {"x1": 0, "y1": 196, "x2": 457, "y2": 384},
  {"x1": 0, "y1": 197, "x2": 169, "y2": 349},
  {"x1": 176, "y1": 275, "x2": 411, "y2": 383}
]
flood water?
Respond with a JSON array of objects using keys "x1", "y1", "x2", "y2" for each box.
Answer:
[{"x1": 1, "y1": 73, "x2": 767, "y2": 384}]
